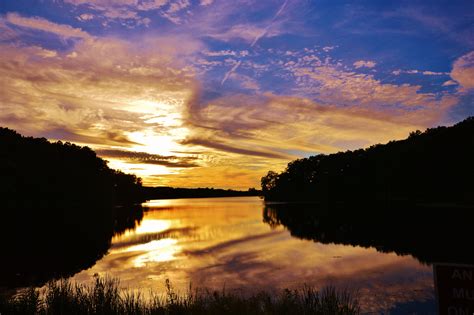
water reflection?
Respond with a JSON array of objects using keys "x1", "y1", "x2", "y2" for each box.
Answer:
[
  {"x1": 263, "y1": 202, "x2": 474, "y2": 265},
  {"x1": 70, "y1": 197, "x2": 438, "y2": 313},
  {"x1": 0, "y1": 203, "x2": 144, "y2": 288}
]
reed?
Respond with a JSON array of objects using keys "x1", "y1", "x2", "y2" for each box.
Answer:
[{"x1": 0, "y1": 275, "x2": 360, "y2": 314}]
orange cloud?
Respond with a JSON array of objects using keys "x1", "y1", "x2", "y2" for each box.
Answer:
[
  {"x1": 0, "y1": 14, "x2": 204, "y2": 184},
  {"x1": 5, "y1": 12, "x2": 91, "y2": 39},
  {"x1": 353, "y1": 60, "x2": 376, "y2": 69},
  {"x1": 451, "y1": 51, "x2": 474, "y2": 92},
  {"x1": 0, "y1": 13, "x2": 465, "y2": 190}
]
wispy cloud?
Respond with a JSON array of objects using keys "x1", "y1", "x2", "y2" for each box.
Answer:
[
  {"x1": 392, "y1": 69, "x2": 448, "y2": 76},
  {"x1": 96, "y1": 149, "x2": 199, "y2": 168},
  {"x1": 181, "y1": 137, "x2": 291, "y2": 159},
  {"x1": 1, "y1": 1, "x2": 472, "y2": 189},
  {"x1": 353, "y1": 60, "x2": 376, "y2": 69},
  {"x1": 251, "y1": 0, "x2": 289, "y2": 47},
  {"x1": 63, "y1": 0, "x2": 193, "y2": 25},
  {"x1": 5, "y1": 12, "x2": 91, "y2": 39},
  {"x1": 0, "y1": 14, "x2": 202, "y2": 182},
  {"x1": 221, "y1": 60, "x2": 241, "y2": 85},
  {"x1": 216, "y1": 0, "x2": 291, "y2": 85}
]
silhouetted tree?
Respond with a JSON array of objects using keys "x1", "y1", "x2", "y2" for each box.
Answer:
[
  {"x1": 0, "y1": 128, "x2": 146, "y2": 288},
  {"x1": 261, "y1": 117, "x2": 474, "y2": 205}
]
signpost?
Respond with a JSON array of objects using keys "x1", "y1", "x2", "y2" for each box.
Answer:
[{"x1": 434, "y1": 263, "x2": 474, "y2": 315}]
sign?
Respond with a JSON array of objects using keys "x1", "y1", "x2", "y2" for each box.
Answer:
[{"x1": 434, "y1": 263, "x2": 474, "y2": 315}]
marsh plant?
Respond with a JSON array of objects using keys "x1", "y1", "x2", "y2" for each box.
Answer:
[{"x1": 0, "y1": 275, "x2": 360, "y2": 314}]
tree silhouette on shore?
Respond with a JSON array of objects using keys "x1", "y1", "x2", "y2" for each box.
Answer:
[
  {"x1": 261, "y1": 117, "x2": 474, "y2": 205},
  {"x1": 0, "y1": 128, "x2": 146, "y2": 288}
]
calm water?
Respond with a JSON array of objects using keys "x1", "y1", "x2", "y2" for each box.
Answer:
[{"x1": 71, "y1": 197, "x2": 435, "y2": 314}]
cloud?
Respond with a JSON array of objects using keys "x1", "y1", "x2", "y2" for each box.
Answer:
[
  {"x1": 291, "y1": 65, "x2": 453, "y2": 109},
  {"x1": 204, "y1": 50, "x2": 249, "y2": 57},
  {"x1": 96, "y1": 149, "x2": 199, "y2": 167},
  {"x1": 353, "y1": 60, "x2": 376, "y2": 69},
  {"x1": 450, "y1": 51, "x2": 474, "y2": 92},
  {"x1": 77, "y1": 13, "x2": 95, "y2": 21},
  {"x1": 266, "y1": 50, "x2": 457, "y2": 110},
  {"x1": 392, "y1": 69, "x2": 448, "y2": 76},
  {"x1": 442, "y1": 80, "x2": 457, "y2": 87},
  {"x1": 422, "y1": 70, "x2": 447, "y2": 75},
  {"x1": 40, "y1": 127, "x2": 139, "y2": 146},
  {"x1": 221, "y1": 60, "x2": 241, "y2": 85},
  {"x1": 200, "y1": 0, "x2": 214, "y2": 6},
  {"x1": 208, "y1": 24, "x2": 282, "y2": 44},
  {"x1": 137, "y1": 0, "x2": 170, "y2": 11},
  {"x1": 184, "y1": 91, "x2": 451, "y2": 167},
  {"x1": 250, "y1": 0, "x2": 289, "y2": 47},
  {"x1": 0, "y1": 15, "x2": 203, "y2": 182},
  {"x1": 5, "y1": 12, "x2": 91, "y2": 39},
  {"x1": 322, "y1": 46, "x2": 335, "y2": 52},
  {"x1": 208, "y1": 1, "x2": 288, "y2": 46},
  {"x1": 63, "y1": 0, "x2": 194, "y2": 25},
  {"x1": 1, "y1": 6, "x2": 468, "y2": 190},
  {"x1": 180, "y1": 137, "x2": 291, "y2": 159},
  {"x1": 167, "y1": 0, "x2": 190, "y2": 13}
]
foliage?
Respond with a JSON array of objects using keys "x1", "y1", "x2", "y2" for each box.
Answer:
[
  {"x1": 0, "y1": 127, "x2": 145, "y2": 208},
  {"x1": 261, "y1": 117, "x2": 474, "y2": 205},
  {"x1": 0, "y1": 128, "x2": 145, "y2": 288}
]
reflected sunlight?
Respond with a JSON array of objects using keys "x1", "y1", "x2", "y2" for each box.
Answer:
[
  {"x1": 112, "y1": 218, "x2": 175, "y2": 240},
  {"x1": 135, "y1": 219, "x2": 172, "y2": 234},
  {"x1": 129, "y1": 239, "x2": 180, "y2": 267},
  {"x1": 71, "y1": 197, "x2": 435, "y2": 313}
]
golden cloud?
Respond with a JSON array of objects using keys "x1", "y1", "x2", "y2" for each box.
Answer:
[
  {"x1": 451, "y1": 51, "x2": 474, "y2": 92},
  {"x1": 0, "y1": 13, "x2": 465, "y2": 189}
]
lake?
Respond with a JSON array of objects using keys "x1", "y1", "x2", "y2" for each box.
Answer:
[{"x1": 70, "y1": 197, "x2": 436, "y2": 314}]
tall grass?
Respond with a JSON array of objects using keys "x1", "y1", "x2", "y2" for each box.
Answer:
[{"x1": 0, "y1": 275, "x2": 360, "y2": 314}]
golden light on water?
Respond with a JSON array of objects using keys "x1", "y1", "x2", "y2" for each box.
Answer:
[
  {"x1": 72, "y1": 197, "x2": 434, "y2": 313},
  {"x1": 128, "y1": 239, "x2": 180, "y2": 267},
  {"x1": 135, "y1": 219, "x2": 173, "y2": 234}
]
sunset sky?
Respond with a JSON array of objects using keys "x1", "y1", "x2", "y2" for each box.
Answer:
[{"x1": 1, "y1": 0, "x2": 473, "y2": 189}]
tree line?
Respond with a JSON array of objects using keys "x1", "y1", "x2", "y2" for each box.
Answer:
[
  {"x1": 0, "y1": 127, "x2": 145, "y2": 288},
  {"x1": 261, "y1": 117, "x2": 474, "y2": 205},
  {"x1": 0, "y1": 127, "x2": 145, "y2": 209}
]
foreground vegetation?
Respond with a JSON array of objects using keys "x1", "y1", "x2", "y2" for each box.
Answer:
[
  {"x1": 0, "y1": 276, "x2": 360, "y2": 315},
  {"x1": 261, "y1": 117, "x2": 474, "y2": 204}
]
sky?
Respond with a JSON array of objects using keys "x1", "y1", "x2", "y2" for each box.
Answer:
[{"x1": 1, "y1": 0, "x2": 473, "y2": 189}]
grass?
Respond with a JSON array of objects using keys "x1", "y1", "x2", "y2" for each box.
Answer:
[{"x1": 0, "y1": 275, "x2": 360, "y2": 314}]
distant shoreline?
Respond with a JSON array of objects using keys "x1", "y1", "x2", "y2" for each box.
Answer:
[{"x1": 141, "y1": 186, "x2": 262, "y2": 201}]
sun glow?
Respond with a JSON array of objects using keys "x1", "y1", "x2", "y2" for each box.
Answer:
[
  {"x1": 119, "y1": 99, "x2": 191, "y2": 157},
  {"x1": 127, "y1": 131, "x2": 182, "y2": 156},
  {"x1": 105, "y1": 158, "x2": 176, "y2": 176}
]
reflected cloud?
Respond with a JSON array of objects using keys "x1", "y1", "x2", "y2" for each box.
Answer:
[{"x1": 71, "y1": 198, "x2": 435, "y2": 313}]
